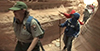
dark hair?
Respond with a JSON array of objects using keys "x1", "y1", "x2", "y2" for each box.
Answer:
[{"x1": 24, "y1": 10, "x2": 29, "y2": 18}]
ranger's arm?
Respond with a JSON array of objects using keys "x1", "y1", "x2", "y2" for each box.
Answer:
[
  {"x1": 59, "y1": 20, "x2": 69, "y2": 27},
  {"x1": 27, "y1": 19, "x2": 43, "y2": 51},
  {"x1": 27, "y1": 37, "x2": 39, "y2": 51}
]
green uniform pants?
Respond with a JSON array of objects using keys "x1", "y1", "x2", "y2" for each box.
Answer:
[{"x1": 15, "y1": 41, "x2": 40, "y2": 51}]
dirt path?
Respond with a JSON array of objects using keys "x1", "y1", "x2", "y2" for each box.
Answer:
[{"x1": 41, "y1": 34, "x2": 77, "y2": 51}]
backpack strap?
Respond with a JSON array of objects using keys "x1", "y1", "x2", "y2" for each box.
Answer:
[
  {"x1": 26, "y1": 16, "x2": 44, "y2": 37},
  {"x1": 13, "y1": 17, "x2": 16, "y2": 26},
  {"x1": 26, "y1": 16, "x2": 33, "y2": 34},
  {"x1": 26, "y1": 16, "x2": 45, "y2": 51},
  {"x1": 26, "y1": 16, "x2": 41, "y2": 33},
  {"x1": 67, "y1": 19, "x2": 79, "y2": 28},
  {"x1": 13, "y1": 17, "x2": 16, "y2": 22},
  {"x1": 67, "y1": 19, "x2": 71, "y2": 26}
]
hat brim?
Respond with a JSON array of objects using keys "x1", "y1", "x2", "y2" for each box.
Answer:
[{"x1": 9, "y1": 7, "x2": 21, "y2": 11}]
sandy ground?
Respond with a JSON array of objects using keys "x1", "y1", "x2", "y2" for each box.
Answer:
[{"x1": 40, "y1": 34, "x2": 77, "y2": 51}]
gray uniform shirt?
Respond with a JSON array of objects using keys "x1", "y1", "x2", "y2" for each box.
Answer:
[{"x1": 13, "y1": 16, "x2": 43, "y2": 43}]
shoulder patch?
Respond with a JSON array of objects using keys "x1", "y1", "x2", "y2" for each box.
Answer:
[{"x1": 31, "y1": 24, "x2": 36, "y2": 28}]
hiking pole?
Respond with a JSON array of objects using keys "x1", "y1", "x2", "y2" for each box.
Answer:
[
  {"x1": 59, "y1": 19, "x2": 61, "y2": 50},
  {"x1": 38, "y1": 40, "x2": 45, "y2": 51}
]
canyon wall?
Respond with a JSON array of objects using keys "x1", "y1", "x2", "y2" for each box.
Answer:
[{"x1": 74, "y1": 0, "x2": 99, "y2": 51}]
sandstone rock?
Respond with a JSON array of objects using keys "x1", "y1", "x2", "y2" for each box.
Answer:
[{"x1": 55, "y1": 42, "x2": 60, "y2": 47}]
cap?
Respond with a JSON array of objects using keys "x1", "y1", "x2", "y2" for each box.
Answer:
[
  {"x1": 9, "y1": 1, "x2": 28, "y2": 11},
  {"x1": 73, "y1": 13, "x2": 80, "y2": 20}
]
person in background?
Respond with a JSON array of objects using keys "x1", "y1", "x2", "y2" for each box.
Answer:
[
  {"x1": 59, "y1": 13, "x2": 80, "y2": 51},
  {"x1": 89, "y1": 4, "x2": 95, "y2": 14},
  {"x1": 60, "y1": 10, "x2": 84, "y2": 25},
  {"x1": 83, "y1": 8, "x2": 91, "y2": 23}
]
